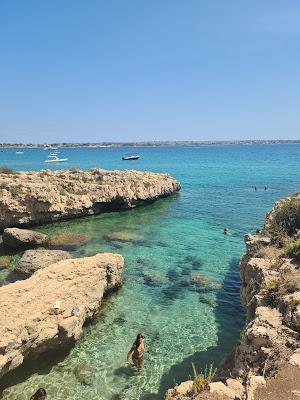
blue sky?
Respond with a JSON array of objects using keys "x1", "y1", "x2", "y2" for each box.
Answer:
[{"x1": 0, "y1": 0, "x2": 299, "y2": 143}]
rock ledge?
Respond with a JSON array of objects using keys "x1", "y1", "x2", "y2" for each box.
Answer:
[{"x1": 0, "y1": 253, "x2": 124, "y2": 379}]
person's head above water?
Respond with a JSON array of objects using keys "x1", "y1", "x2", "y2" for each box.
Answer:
[
  {"x1": 135, "y1": 333, "x2": 144, "y2": 347},
  {"x1": 30, "y1": 388, "x2": 47, "y2": 400}
]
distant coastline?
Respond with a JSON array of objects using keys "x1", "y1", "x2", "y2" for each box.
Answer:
[{"x1": 1, "y1": 140, "x2": 300, "y2": 148}]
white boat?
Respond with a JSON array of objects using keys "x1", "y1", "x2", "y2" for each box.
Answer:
[
  {"x1": 122, "y1": 154, "x2": 140, "y2": 160},
  {"x1": 45, "y1": 156, "x2": 68, "y2": 163},
  {"x1": 49, "y1": 151, "x2": 59, "y2": 156},
  {"x1": 15, "y1": 151, "x2": 24, "y2": 154}
]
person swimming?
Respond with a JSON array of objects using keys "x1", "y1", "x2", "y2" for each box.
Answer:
[
  {"x1": 30, "y1": 388, "x2": 47, "y2": 400},
  {"x1": 224, "y1": 228, "x2": 228, "y2": 235},
  {"x1": 125, "y1": 333, "x2": 145, "y2": 369}
]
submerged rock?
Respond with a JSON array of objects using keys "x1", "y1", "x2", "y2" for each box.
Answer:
[
  {"x1": 104, "y1": 231, "x2": 144, "y2": 243},
  {"x1": 0, "y1": 253, "x2": 124, "y2": 379},
  {"x1": 14, "y1": 249, "x2": 71, "y2": 277},
  {"x1": 186, "y1": 273, "x2": 221, "y2": 292},
  {"x1": 48, "y1": 233, "x2": 89, "y2": 250},
  {"x1": 74, "y1": 361, "x2": 94, "y2": 385},
  {"x1": 2, "y1": 227, "x2": 49, "y2": 250},
  {"x1": 0, "y1": 169, "x2": 180, "y2": 229},
  {"x1": 136, "y1": 256, "x2": 152, "y2": 266},
  {"x1": 0, "y1": 256, "x2": 13, "y2": 269},
  {"x1": 142, "y1": 270, "x2": 168, "y2": 287}
]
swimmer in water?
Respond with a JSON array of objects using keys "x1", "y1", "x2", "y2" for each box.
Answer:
[
  {"x1": 125, "y1": 333, "x2": 145, "y2": 369},
  {"x1": 224, "y1": 228, "x2": 228, "y2": 235}
]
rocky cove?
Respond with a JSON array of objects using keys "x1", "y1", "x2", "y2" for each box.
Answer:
[
  {"x1": 0, "y1": 167, "x2": 181, "y2": 396},
  {"x1": 0, "y1": 164, "x2": 300, "y2": 399}
]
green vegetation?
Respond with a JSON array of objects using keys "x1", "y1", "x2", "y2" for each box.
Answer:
[
  {"x1": 266, "y1": 197, "x2": 300, "y2": 245},
  {"x1": 192, "y1": 363, "x2": 217, "y2": 393},
  {"x1": 284, "y1": 239, "x2": 300, "y2": 261},
  {"x1": 0, "y1": 166, "x2": 15, "y2": 174}
]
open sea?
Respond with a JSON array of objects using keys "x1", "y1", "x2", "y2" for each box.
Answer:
[{"x1": 1, "y1": 144, "x2": 300, "y2": 400}]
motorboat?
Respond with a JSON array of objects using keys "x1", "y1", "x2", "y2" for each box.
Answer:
[
  {"x1": 122, "y1": 154, "x2": 140, "y2": 160},
  {"x1": 15, "y1": 151, "x2": 24, "y2": 154},
  {"x1": 45, "y1": 156, "x2": 68, "y2": 163}
]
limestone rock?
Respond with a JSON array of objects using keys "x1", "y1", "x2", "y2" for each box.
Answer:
[
  {"x1": 0, "y1": 253, "x2": 124, "y2": 379},
  {"x1": 175, "y1": 380, "x2": 193, "y2": 395},
  {"x1": 209, "y1": 381, "x2": 237, "y2": 399},
  {"x1": 14, "y1": 249, "x2": 71, "y2": 277},
  {"x1": 2, "y1": 227, "x2": 49, "y2": 249},
  {"x1": 289, "y1": 350, "x2": 300, "y2": 367},
  {"x1": 0, "y1": 169, "x2": 180, "y2": 229},
  {"x1": 225, "y1": 378, "x2": 244, "y2": 399},
  {"x1": 246, "y1": 375, "x2": 266, "y2": 400}
]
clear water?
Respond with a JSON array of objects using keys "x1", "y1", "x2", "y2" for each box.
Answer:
[{"x1": 1, "y1": 144, "x2": 300, "y2": 400}]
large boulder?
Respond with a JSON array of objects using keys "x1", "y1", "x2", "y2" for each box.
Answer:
[
  {"x1": 0, "y1": 253, "x2": 124, "y2": 379},
  {"x1": 14, "y1": 249, "x2": 71, "y2": 277},
  {"x1": 2, "y1": 227, "x2": 49, "y2": 250}
]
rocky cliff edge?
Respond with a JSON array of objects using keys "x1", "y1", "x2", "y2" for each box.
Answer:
[{"x1": 0, "y1": 168, "x2": 180, "y2": 229}]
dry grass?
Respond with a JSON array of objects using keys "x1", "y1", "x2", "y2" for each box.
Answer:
[{"x1": 192, "y1": 363, "x2": 217, "y2": 393}]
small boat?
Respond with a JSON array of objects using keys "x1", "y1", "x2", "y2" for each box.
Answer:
[
  {"x1": 45, "y1": 156, "x2": 68, "y2": 163},
  {"x1": 122, "y1": 154, "x2": 140, "y2": 160},
  {"x1": 15, "y1": 151, "x2": 24, "y2": 154},
  {"x1": 49, "y1": 151, "x2": 59, "y2": 156}
]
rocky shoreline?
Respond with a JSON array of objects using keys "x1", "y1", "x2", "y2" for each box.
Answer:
[
  {"x1": 0, "y1": 168, "x2": 180, "y2": 229},
  {"x1": 166, "y1": 193, "x2": 300, "y2": 400},
  {"x1": 0, "y1": 167, "x2": 180, "y2": 389}
]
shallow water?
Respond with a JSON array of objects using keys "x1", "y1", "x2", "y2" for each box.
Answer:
[{"x1": 1, "y1": 144, "x2": 300, "y2": 399}]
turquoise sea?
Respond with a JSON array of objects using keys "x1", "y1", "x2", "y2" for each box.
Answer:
[{"x1": 1, "y1": 144, "x2": 300, "y2": 400}]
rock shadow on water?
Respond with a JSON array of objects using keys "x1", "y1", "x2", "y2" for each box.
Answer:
[
  {"x1": 0, "y1": 347, "x2": 72, "y2": 396},
  {"x1": 140, "y1": 258, "x2": 245, "y2": 400}
]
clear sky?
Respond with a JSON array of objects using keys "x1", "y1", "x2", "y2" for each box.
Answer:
[{"x1": 0, "y1": 0, "x2": 299, "y2": 143}]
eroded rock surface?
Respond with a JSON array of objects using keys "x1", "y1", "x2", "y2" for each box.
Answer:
[
  {"x1": 14, "y1": 249, "x2": 71, "y2": 277},
  {"x1": 2, "y1": 227, "x2": 49, "y2": 249},
  {"x1": 0, "y1": 253, "x2": 124, "y2": 379},
  {"x1": 0, "y1": 169, "x2": 180, "y2": 229}
]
